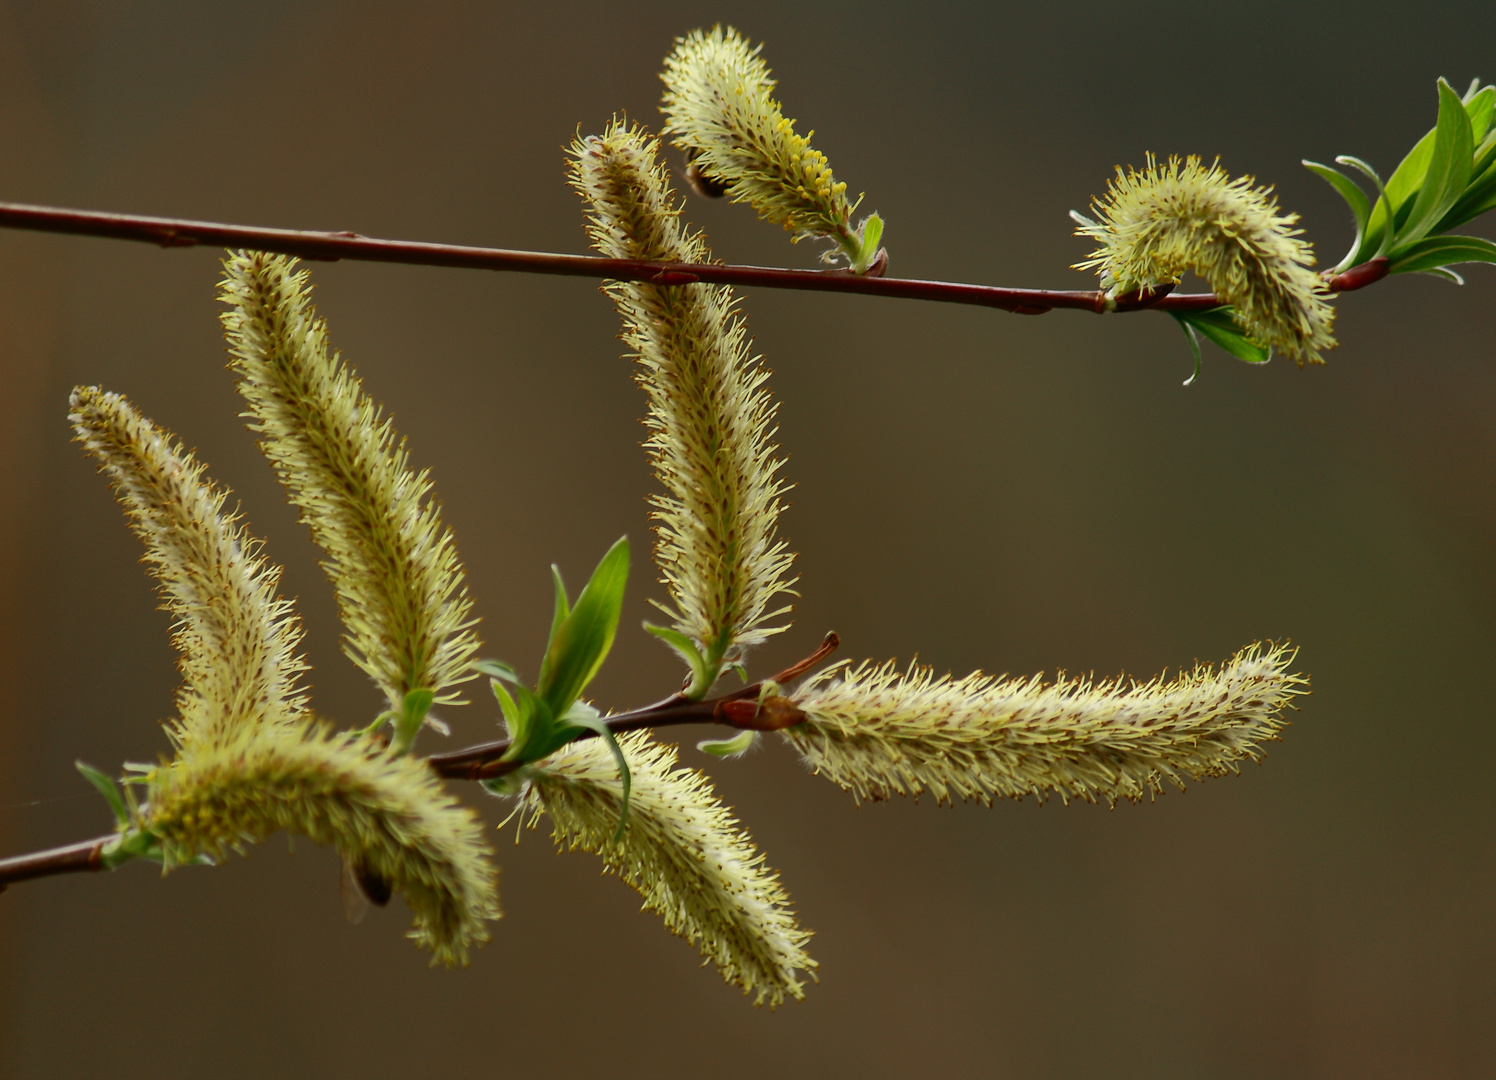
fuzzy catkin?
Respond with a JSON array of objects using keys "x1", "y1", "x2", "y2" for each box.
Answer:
[
  {"x1": 149, "y1": 724, "x2": 500, "y2": 967},
  {"x1": 1075, "y1": 155, "x2": 1336, "y2": 365},
  {"x1": 219, "y1": 252, "x2": 479, "y2": 710},
  {"x1": 521, "y1": 731, "x2": 815, "y2": 1007},
  {"x1": 69, "y1": 386, "x2": 308, "y2": 752},
  {"x1": 785, "y1": 642, "x2": 1305, "y2": 806},
  {"x1": 661, "y1": 26, "x2": 854, "y2": 247},
  {"x1": 569, "y1": 121, "x2": 796, "y2": 667}
]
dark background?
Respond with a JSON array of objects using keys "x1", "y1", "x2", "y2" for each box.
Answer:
[{"x1": 1, "y1": 2, "x2": 1493, "y2": 1077}]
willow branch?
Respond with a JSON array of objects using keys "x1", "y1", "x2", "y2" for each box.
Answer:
[
  {"x1": 0, "y1": 836, "x2": 110, "y2": 891},
  {"x1": 0, "y1": 201, "x2": 1384, "y2": 316}
]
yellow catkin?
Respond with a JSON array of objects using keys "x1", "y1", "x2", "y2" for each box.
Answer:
[
  {"x1": 661, "y1": 26, "x2": 856, "y2": 253},
  {"x1": 219, "y1": 252, "x2": 480, "y2": 710},
  {"x1": 521, "y1": 731, "x2": 815, "y2": 1007},
  {"x1": 568, "y1": 121, "x2": 795, "y2": 671},
  {"x1": 1075, "y1": 155, "x2": 1336, "y2": 365},
  {"x1": 785, "y1": 642, "x2": 1306, "y2": 805},
  {"x1": 69, "y1": 386, "x2": 307, "y2": 752},
  {"x1": 149, "y1": 723, "x2": 500, "y2": 967}
]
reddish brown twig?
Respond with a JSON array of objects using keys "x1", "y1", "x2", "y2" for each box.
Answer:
[
  {"x1": 0, "y1": 835, "x2": 110, "y2": 892},
  {"x1": 0, "y1": 200, "x2": 1386, "y2": 317}
]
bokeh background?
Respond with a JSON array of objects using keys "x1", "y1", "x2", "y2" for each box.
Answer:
[{"x1": 1, "y1": 2, "x2": 1493, "y2": 1077}]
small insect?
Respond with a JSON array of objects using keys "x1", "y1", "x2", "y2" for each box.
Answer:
[
  {"x1": 683, "y1": 147, "x2": 729, "y2": 199},
  {"x1": 340, "y1": 853, "x2": 393, "y2": 924}
]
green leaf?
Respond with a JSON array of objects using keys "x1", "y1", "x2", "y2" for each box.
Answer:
[
  {"x1": 536, "y1": 536, "x2": 629, "y2": 719},
  {"x1": 1439, "y1": 149, "x2": 1496, "y2": 232},
  {"x1": 1174, "y1": 317, "x2": 1204, "y2": 387},
  {"x1": 491, "y1": 677, "x2": 524, "y2": 739},
  {"x1": 1396, "y1": 79, "x2": 1475, "y2": 249},
  {"x1": 389, "y1": 687, "x2": 436, "y2": 756},
  {"x1": 502, "y1": 683, "x2": 556, "y2": 760},
  {"x1": 557, "y1": 701, "x2": 633, "y2": 842},
  {"x1": 1169, "y1": 308, "x2": 1271, "y2": 365},
  {"x1": 697, "y1": 730, "x2": 758, "y2": 757},
  {"x1": 536, "y1": 566, "x2": 572, "y2": 691},
  {"x1": 1304, "y1": 160, "x2": 1372, "y2": 272},
  {"x1": 643, "y1": 622, "x2": 714, "y2": 699},
  {"x1": 1387, "y1": 233, "x2": 1496, "y2": 275},
  {"x1": 1465, "y1": 84, "x2": 1494, "y2": 143},
  {"x1": 1338, "y1": 156, "x2": 1399, "y2": 260},
  {"x1": 854, "y1": 213, "x2": 884, "y2": 273},
  {"x1": 473, "y1": 658, "x2": 521, "y2": 684},
  {"x1": 76, "y1": 761, "x2": 128, "y2": 827}
]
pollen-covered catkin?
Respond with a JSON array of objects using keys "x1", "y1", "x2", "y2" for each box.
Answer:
[
  {"x1": 661, "y1": 26, "x2": 858, "y2": 256},
  {"x1": 521, "y1": 730, "x2": 815, "y2": 1007},
  {"x1": 1075, "y1": 155, "x2": 1336, "y2": 365},
  {"x1": 219, "y1": 252, "x2": 480, "y2": 710},
  {"x1": 568, "y1": 121, "x2": 796, "y2": 674},
  {"x1": 69, "y1": 386, "x2": 308, "y2": 752},
  {"x1": 785, "y1": 642, "x2": 1305, "y2": 805},
  {"x1": 148, "y1": 724, "x2": 500, "y2": 967}
]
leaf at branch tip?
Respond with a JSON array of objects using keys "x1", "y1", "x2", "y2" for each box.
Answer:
[
  {"x1": 1303, "y1": 160, "x2": 1371, "y2": 273},
  {"x1": 537, "y1": 536, "x2": 629, "y2": 719},
  {"x1": 1387, "y1": 233, "x2": 1496, "y2": 276},
  {"x1": 1174, "y1": 318, "x2": 1204, "y2": 387},
  {"x1": 1396, "y1": 79, "x2": 1474, "y2": 250},
  {"x1": 698, "y1": 730, "x2": 758, "y2": 758},
  {"x1": 76, "y1": 761, "x2": 129, "y2": 827},
  {"x1": 644, "y1": 622, "x2": 713, "y2": 699},
  {"x1": 473, "y1": 658, "x2": 520, "y2": 684}
]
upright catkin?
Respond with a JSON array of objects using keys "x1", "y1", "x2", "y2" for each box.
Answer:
[
  {"x1": 521, "y1": 730, "x2": 815, "y2": 1007},
  {"x1": 219, "y1": 252, "x2": 480, "y2": 710},
  {"x1": 569, "y1": 121, "x2": 796, "y2": 676},
  {"x1": 1075, "y1": 155, "x2": 1336, "y2": 365},
  {"x1": 69, "y1": 385, "x2": 308, "y2": 752},
  {"x1": 786, "y1": 642, "x2": 1306, "y2": 805}
]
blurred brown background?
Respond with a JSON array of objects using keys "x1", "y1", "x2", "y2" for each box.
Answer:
[{"x1": 0, "y1": 2, "x2": 1493, "y2": 1077}]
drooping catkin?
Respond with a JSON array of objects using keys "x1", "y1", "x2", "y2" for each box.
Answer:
[
  {"x1": 569, "y1": 121, "x2": 795, "y2": 676},
  {"x1": 520, "y1": 730, "x2": 815, "y2": 1007},
  {"x1": 69, "y1": 386, "x2": 308, "y2": 752},
  {"x1": 660, "y1": 26, "x2": 859, "y2": 259},
  {"x1": 219, "y1": 252, "x2": 479, "y2": 710},
  {"x1": 148, "y1": 723, "x2": 500, "y2": 966},
  {"x1": 1074, "y1": 155, "x2": 1336, "y2": 365},
  {"x1": 785, "y1": 642, "x2": 1305, "y2": 805}
]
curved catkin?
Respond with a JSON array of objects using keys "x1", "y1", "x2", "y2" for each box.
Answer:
[
  {"x1": 219, "y1": 252, "x2": 479, "y2": 710},
  {"x1": 69, "y1": 386, "x2": 307, "y2": 752},
  {"x1": 784, "y1": 642, "x2": 1306, "y2": 806},
  {"x1": 520, "y1": 731, "x2": 815, "y2": 1007},
  {"x1": 661, "y1": 26, "x2": 855, "y2": 250},
  {"x1": 148, "y1": 724, "x2": 500, "y2": 966},
  {"x1": 1075, "y1": 155, "x2": 1336, "y2": 365},
  {"x1": 568, "y1": 121, "x2": 796, "y2": 670}
]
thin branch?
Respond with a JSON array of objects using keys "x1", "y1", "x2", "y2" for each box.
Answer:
[
  {"x1": 0, "y1": 201, "x2": 1382, "y2": 317},
  {"x1": 0, "y1": 836, "x2": 110, "y2": 891}
]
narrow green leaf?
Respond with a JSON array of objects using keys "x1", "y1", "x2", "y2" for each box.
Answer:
[
  {"x1": 491, "y1": 677, "x2": 522, "y2": 733},
  {"x1": 1304, "y1": 160, "x2": 1371, "y2": 272},
  {"x1": 1439, "y1": 150, "x2": 1496, "y2": 231},
  {"x1": 1339, "y1": 156, "x2": 1400, "y2": 259},
  {"x1": 643, "y1": 621, "x2": 714, "y2": 699},
  {"x1": 1387, "y1": 233, "x2": 1496, "y2": 275},
  {"x1": 1171, "y1": 315, "x2": 1204, "y2": 386},
  {"x1": 1466, "y1": 85, "x2": 1494, "y2": 143},
  {"x1": 473, "y1": 658, "x2": 521, "y2": 683},
  {"x1": 536, "y1": 566, "x2": 571, "y2": 691},
  {"x1": 1170, "y1": 308, "x2": 1271, "y2": 365},
  {"x1": 537, "y1": 536, "x2": 629, "y2": 718},
  {"x1": 697, "y1": 730, "x2": 758, "y2": 757},
  {"x1": 76, "y1": 761, "x2": 128, "y2": 827},
  {"x1": 390, "y1": 687, "x2": 436, "y2": 755},
  {"x1": 558, "y1": 702, "x2": 633, "y2": 842},
  {"x1": 503, "y1": 683, "x2": 555, "y2": 760},
  {"x1": 857, "y1": 213, "x2": 884, "y2": 272},
  {"x1": 1398, "y1": 79, "x2": 1474, "y2": 248}
]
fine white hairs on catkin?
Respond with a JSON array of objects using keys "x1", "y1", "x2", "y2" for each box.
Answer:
[{"x1": 785, "y1": 642, "x2": 1306, "y2": 805}]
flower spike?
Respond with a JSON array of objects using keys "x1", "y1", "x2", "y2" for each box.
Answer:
[
  {"x1": 661, "y1": 26, "x2": 882, "y2": 272},
  {"x1": 1075, "y1": 155, "x2": 1336, "y2": 365},
  {"x1": 785, "y1": 642, "x2": 1306, "y2": 805},
  {"x1": 569, "y1": 120, "x2": 797, "y2": 694},
  {"x1": 69, "y1": 386, "x2": 308, "y2": 753},
  {"x1": 219, "y1": 252, "x2": 481, "y2": 731},
  {"x1": 519, "y1": 730, "x2": 815, "y2": 1006}
]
